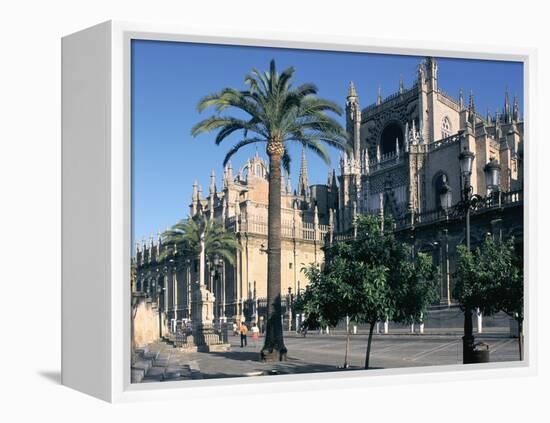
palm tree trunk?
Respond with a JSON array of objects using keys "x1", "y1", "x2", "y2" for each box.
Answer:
[
  {"x1": 261, "y1": 143, "x2": 287, "y2": 361},
  {"x1": 365, "y1": 321, "x2": 375, "y2": 369}
]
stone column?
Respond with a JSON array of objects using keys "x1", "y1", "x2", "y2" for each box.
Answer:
[{"x1": 172, "y1": 267, "x2": 178, "y2": 323}]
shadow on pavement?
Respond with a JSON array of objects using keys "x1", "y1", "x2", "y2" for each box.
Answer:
[{"x1": 208, "y1": 350, "x2": 261, "y2": 362}]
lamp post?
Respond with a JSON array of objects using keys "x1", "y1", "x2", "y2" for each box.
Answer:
[
  {"x1": 458, "y1": 146, "x2": 477, "y2": 363},
  {"x1": 457, "y1": 147, "x2": 501, "y2": 363},
  {"x1": 287, "y1": 287, "x2": 292, "y2": 331},
  {"x1": 185, "y1": 258, "x2": 192, "y2": 320},
  {"x1": 156, "y1": 281, "x2": 164, "y2": 339},
  {"x1": 212, "y1": 255, "x2": 226, "y2": 325}
]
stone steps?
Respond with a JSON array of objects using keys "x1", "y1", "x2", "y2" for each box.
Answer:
[{"x1": 131, "y1": 341, "x2": 196, "y2": 383}]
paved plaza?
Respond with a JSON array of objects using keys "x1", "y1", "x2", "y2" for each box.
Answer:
[{"x1": 133, "y1": 329, "x2": 521, "y2": 382}]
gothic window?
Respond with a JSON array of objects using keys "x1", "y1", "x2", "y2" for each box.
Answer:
[
  {"x1": 380, "y1": 122, "x2": 403, "y2": 156},
  {"x1": 441, "y1": 116, "x2": 452, "y2": 139}
]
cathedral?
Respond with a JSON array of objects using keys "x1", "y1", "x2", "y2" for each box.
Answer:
[{"x1": 133, "y1": 57, "x2": 524, "y2": 334}]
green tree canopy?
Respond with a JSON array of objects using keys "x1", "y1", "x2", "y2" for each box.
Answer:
[
  {"x1": 455, "y1": 236, "x2": 522, "y2": 318},
  {"x1": 160, "y1": 214, "x2": 239, "y2": 265},
  {"x1": 302, "y1": 214, "x2": 439, "y2": 369},
  {"x1": 455, "y1": 236, "x2": 524, "y2": 359}
]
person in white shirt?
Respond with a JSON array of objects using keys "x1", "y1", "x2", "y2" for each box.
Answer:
[{"x1": 251, "y1": 323, "x2": 260, "y2": 347}]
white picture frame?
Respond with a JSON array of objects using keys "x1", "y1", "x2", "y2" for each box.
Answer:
[{"x1": 61, "y1": 20, "x2": 537, "y2": 403}]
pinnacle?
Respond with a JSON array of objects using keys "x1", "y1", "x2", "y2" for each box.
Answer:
[{"x1": 348, "y1": 81, "x2": 357, "y2": 97}]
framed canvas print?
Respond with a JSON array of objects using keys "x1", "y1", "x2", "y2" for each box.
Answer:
[{"x1": 61, "y1": 21, "x2": 536, "y2": 403}]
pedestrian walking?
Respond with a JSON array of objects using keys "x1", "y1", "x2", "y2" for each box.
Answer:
[
  {"x1": 251, "y1": 322, "x2": 260, "y2": 347},
  {"x1": 239, "y1": 322, "x2": 248, "y2": 347},
  {"x1": 233, "y1": 322, "x2": 238, "y2": 336}
]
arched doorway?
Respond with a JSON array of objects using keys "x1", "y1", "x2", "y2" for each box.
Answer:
[{"x1": 380, "y1": 122, "x2": 404, "y2": 155}]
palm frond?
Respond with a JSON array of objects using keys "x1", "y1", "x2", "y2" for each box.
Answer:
[{"x1": 223, "y1": 138, "x2": 266, "y2": 166}]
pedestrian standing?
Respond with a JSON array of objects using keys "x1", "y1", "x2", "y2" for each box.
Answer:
[
  {"x1": 251, "y1": 323, "x2": 260, "y2": 347},
  {"x1": 233, "y1": 322, "x2": 238, "y2": 336},
  {"x1": 239, "y1": 322, "x2": 248, "y2": 347}
]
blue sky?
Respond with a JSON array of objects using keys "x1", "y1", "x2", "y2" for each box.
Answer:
[{"x1": 131, "y1": 39, "x2": 523, "y2": 244}]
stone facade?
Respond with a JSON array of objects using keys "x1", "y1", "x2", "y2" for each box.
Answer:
[
  {"x1": 339, "y1": 57, "x2": 522, "y2": 233},
  {"x1": 133, "y1": 57, "x2": 524, "y2": 327}
]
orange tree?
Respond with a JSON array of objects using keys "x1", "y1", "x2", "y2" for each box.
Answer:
[
  {"x1": 302, "y1": 214, "x2": 438, "y2": 369},
  {"x1": 455, "y1": 236, "x2": 524, "y2": 359}
]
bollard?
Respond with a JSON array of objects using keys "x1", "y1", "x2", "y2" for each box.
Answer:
[
  {"x1": 383, "y1": 320, "x2": 389, "y2": 334},
  {"x1": 477, "y1": 308, "x2": 483, "y2": 334},
  {"x1": 353, "y1": 325, "x2": 357, "y2": 335}
]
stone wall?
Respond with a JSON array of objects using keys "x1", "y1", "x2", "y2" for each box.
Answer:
[{"x1": 133, "y1": 297, "x2": 161, "y2": 348}]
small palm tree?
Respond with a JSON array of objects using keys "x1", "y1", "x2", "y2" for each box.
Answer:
[
  {"x1": 161, "y1": 214, "x2": 239, "y2": 265},
  {"x1": 192, "y1": 60, "x2": 349, "y2": 361}
]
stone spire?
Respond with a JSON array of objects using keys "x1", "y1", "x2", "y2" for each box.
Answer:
[
  {"x1": 348, "y1": 81, "x2": 357, "y2": 98},
  {"x1": 331, "y1": 169, "x2": 338, "y2": 190},
  {"x1": 513, "y1": 95, "x2": 519, "y2": 122},
  {"x1": 468, "y1": 91, "x2": 476, "y2": 127},
  {"x1": 191, "y1": 179, "x2": 199, "y2": 215},
  {"x1": 209, "y1": 170, "x2": 216, "y2": 195},
  {"x1": 297, "y1": 147, "x2": 309, "y2": 197},
  {"x1": 195, "y1": 179, "x2": 199, "y2": 202},
  {"x1": 377, "y1": 85, "x2": 382, "y2": 105},
  {"x1": 156, "y1": 230, "x2": 161, "y2": 256},
  {"x1": 209, "y1": 170, "x2": 216, "y2": 220},
  {"x1": 504, "y1": 88, "x2": 511, "y2": 123},
  {"x1": 399, "y1": 75, "x2": 404, "y2": 95},
  {"x1": 426, "y1": 57, "x2": 438, "y2": 91},
  {"x1": 227, "y1": 161, "x2": 233, "y2": 181},
  {"x1": 495, "y1": 109, "x2": 502, "y2": 139},
  {"x1": 459, "y1": 88, "x2": 464, "y2": 109},
  {"x1": 346, "y1": 81, "x2": 361, "y2": 160}
]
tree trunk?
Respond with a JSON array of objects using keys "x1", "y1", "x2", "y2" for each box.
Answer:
[
  {"x1": 261, "y1": 142, "x2": 287, "y2": 361},
  {"x1": 365, "y1": 321, "x2": 375, "y2": 369},
  {"x1": 344, "y1": 326, "x2": 350, "y2": 368}
]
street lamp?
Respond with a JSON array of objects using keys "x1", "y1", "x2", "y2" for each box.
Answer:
[
  {"x1": 458, "y1": 146, "x2": 484, "y2": 364},
  {"x1": 483, "y1": 158, "x2": 501, "y2": 196}
]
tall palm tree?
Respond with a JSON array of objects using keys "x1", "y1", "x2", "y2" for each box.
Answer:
[
  {"x1": 191, "y1": 60, "x2": 349, "y2": 361},
  {"x1": 161, "y1": 214, "x2": 239, "y2": 265}
]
